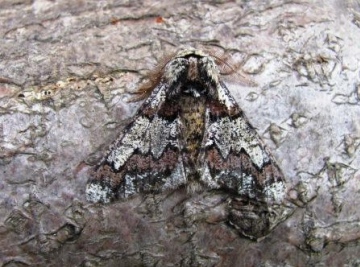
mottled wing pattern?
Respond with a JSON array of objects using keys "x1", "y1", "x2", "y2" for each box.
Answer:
[
  {"x1": 199, "y1": 81, "x2": 285, "y2": 204},
  {"x1": 85, "y1": 48, "x2": 289, "y2": 240},
  {"x1": 86, "y1": 82, "x2": 187, "y2": 203},
  {"x1": 86, "y1": 48, "x2": 286, "y2": 207}
]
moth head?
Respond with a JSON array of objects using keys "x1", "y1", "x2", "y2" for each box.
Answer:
[
  {"x1": 132, "y1": 48, "x2": 223, "y2": 101},
  {"x1": 164, "y1": 50, "x2": 220, "y2": 98},
  {"x1": 174, "y1": 48, "x2": 208, "y2": 59}
]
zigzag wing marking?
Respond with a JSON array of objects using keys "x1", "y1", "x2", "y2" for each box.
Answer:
[
  {"x1": 86, "y1": 82, "x2": 187, "y2": 203},
  {"x1": 199, "y1": 81, "x2": 286, "y2": 204}
]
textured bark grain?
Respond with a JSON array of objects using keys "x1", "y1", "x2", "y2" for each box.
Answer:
[{"x1": 1, "y1": 1, "x2": 360, "y2": 266}]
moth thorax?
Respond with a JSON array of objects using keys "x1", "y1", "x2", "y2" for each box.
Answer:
[
  {"x1": 180, "y1": 95, "x2": 206, "y2": 169},
  {"x1": 187, "y1": 57, "x2": 200, "y2": 81},
  {"x1": 183, "y1": 84, "x2": 205, "y2": 98}
]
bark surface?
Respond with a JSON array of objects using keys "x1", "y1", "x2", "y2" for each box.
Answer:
[{"x1": 1, "y1": 1, "x2": 360, "y2": 266}]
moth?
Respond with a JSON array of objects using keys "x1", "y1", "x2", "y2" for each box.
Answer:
[{"x1": 86, "y1": 49, "x2": 286, "y2": 208}]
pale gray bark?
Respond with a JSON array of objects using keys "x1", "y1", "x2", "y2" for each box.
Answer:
[{"x1": 1, "y1": 0, "x2": 360, "y2": 266}]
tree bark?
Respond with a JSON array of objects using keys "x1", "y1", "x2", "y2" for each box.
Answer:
[{"x1": 1, "y1": 0, "x2": 360, "y2": 266}]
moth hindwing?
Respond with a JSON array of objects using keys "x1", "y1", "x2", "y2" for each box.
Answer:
[{"x1": 85, "y1": 48, "x2": 286, "y2": 206}]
